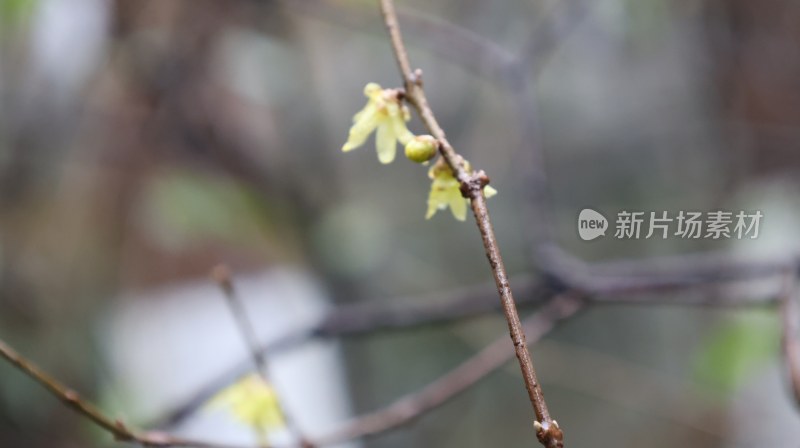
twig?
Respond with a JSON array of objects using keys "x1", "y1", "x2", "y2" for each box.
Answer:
[
  {"x1": 378, "y1": 0, "x2": 562, "y2": 445},
  {"x1": 311, "y1": 294, "x2": 584, "y2": 445},
  {"x1": 779, "y1": 269, "x2": 800, "y2": 407},
  {"x1": 213, "y1": 265, "x2": 269, "y2": 373},
  {"x1": 212, "y1": 265, "x2": 314, "y2": 448},
  {"x1": 0, "y1": 337, "x2": 265, "y2": 448}
]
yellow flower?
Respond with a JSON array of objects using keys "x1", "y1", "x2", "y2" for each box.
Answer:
[
  {"x1": 342, "y1": 83, "x2": 415, "y2": 164},
  {"x1": 426, "y1": 160, "x2": 497, "y2": 221},
  {"x1": 208, "y1": 374, "x2": 285, "y2": 437}
]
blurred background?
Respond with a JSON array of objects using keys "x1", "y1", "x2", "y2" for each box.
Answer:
[{"x1": 1, "y1": 0, "x2": 800, "y2": 447}]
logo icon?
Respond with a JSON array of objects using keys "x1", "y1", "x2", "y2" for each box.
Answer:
[{"x1": 578, "y1": 208, "x2": 608, "y2": 241}]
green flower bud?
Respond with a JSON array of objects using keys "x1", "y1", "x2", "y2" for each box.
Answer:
[{"x1": 404, "y1": 135, "x2": 438, "y2": 163}]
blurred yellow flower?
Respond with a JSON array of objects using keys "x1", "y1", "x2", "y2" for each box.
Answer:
[
  {"x1": 209, "y1": 374, "x2": 285, "y2": 438},
  {"x1": 342, "y1": 83, "x2": 415, "y2": 164},
  {"x1": 426, "y1": 160, "x2": 497, "y2": 221}
]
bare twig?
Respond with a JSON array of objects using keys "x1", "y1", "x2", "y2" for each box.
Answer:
[
  {"x1": 213, "y1": 265, "x2": 269, "y2": 373},
  {"x1": 378, "y1": 0, "x2": 562, "y2": 445},
  {"x1": 311, "y1": 294, "x2": 584, "y2": 445},
  {"x1": 0, "y1": 337, "x2": 265, "y2": 448},
  {"x1": 779, "y1": 269, "x2": 800, "y2": 407}
]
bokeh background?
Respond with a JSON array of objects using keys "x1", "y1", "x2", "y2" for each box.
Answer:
[{"x1": 1, "y1": 0, "x2": 800, "y2": 447}]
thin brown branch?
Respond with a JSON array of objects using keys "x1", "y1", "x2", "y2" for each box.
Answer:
[
  {"x1": 779, "y1": 269, "x2": 800, "y2": 407},
  {"x1": 378, "y1": 0, "x2": 562, "y2": 445},
  {"x1": 0, "y1": 337, "x2": 266, "y2": 448},
  {"x1": 213, "y1": 265, "x2": 269, "y2": 373},
  {"x1": 311, "y1": 294, "x2": 584, "y2": 446}
]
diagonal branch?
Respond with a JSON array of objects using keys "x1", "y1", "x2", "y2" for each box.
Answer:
[
  {"x1": 311, "y1": 293, "x2": 584, "y2": 445},
  {"x1": 0, "y1": 337, "x2": 265, "y2": 448},
  {"x1": 212, "y1": 265, "x2": 314, "y2": 447},
  {"x1": 379, "y1": 0, "x2": 562, "y2": 445},
  {"x1": 214, "y1": 265, "x2": 270, "y2": 374}
]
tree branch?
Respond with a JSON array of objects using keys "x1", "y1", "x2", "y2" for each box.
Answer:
[
  {"x1": 0, "y1": 337, "x2": 265, "y2": 448},
  {"x1": 214, "y1": 265, "x2": 270, "y2": 374},
  {"x1": 311, "y1": 293, "x2": 584, "y2": 445},
  {"x1": 212, "y1": 265, "x2": 313, "y2": 447},
  {"x1": 0, "y1": 291, "x2": 581, "y2": 448},
  {"x1": 378, "y1": 0, "x2": 562, "y2": 445}
]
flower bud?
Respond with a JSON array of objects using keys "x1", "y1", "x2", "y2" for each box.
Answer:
[{"x1": 404, "y1": 135, "x2": 438, "y2": 163}]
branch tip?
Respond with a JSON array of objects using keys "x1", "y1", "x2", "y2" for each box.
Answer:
[
  {"x1": 534, "y1": 419, "x2": 564, "y2": 448},
  {"x1": 211, "y1": 263, "x2": 234, "y2": 295}
]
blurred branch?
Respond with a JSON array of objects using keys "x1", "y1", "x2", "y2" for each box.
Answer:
[
  {"x1": 0, "y1": 338, "x2": 265, "y2": 448},
  {"x1": 212, "y1": 265, "x2": 314, "y2": 447},
  {"x1": 312, "y1": 293, "x2": 584, "y2": 445},
  {"x1": 540, "y1": 246, "x2": 797, "y2": 299},
  {"x1": 533, "y1": 339, "x2": 725, "y2": 438},
  {"x1": 150, "y1": 248, "x2": 792, "y2": 431},
  {"x1": 214, "y1": 265, "x2": 270, "y2": 373},
  {"x1": 0, "y1": 292, "x2": 580, "y2": 448},
  {"x1": 281, "y1": 0, "x2": 517, "y2": 84}
]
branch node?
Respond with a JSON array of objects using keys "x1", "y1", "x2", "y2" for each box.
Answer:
[
  {"x1": 63, "y1": 389, "x2": 80, "y2": 403},
  {"x1": 534, "y1": 419, "x2": 564, "y2": 448},
  {"x1": 459, "y1": 170, "x2": 490, "y2": 198}
]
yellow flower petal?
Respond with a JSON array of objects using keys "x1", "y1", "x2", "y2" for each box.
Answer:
[
  {"x1": 364, "y1": 82, "x2": 382, "y2": 99},
  {"x1": 375, "y1": 122, "x2": 397, "y2": 164},
  {"x1": 447, "y1": 188, "x2": 468, "y2": 221},
  {"x1": 352, "y1": 101, "x2": 376, "y2": 124},
  {"x1": 425, "y1": 174, "x2": 459, "y2": 219},
  {"x1": 426, "y1": 187, "x2": 447, "y2": 219},
  {"x1": 209, "y1": 374, "x2": 285, "y2": 432},
  {"x1": 392, "y1": 114, "x2": 415, "y2": 146},
  {"x1": 342, "y1": 106, "x2": 380, "y2": 152}
]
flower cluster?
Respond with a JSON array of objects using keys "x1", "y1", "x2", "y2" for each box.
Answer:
[
  {"x1": 426, "y1": 159, "x2": 497, "y2": 221},
  {"x1": 342, "y1": 82, "x2": 496, "y2": 220},
  {"x1": 342, "y1": 83, "x2": 415, "y2": 164}
]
